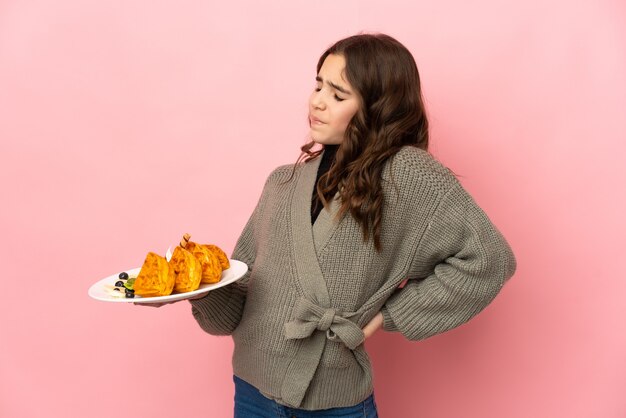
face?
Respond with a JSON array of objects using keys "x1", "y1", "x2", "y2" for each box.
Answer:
[{"x1": 308, "y1": 54, "x2": 360, "y2": 145}]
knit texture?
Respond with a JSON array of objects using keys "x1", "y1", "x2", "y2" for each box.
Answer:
[{"x1": 190, "y1": 145, "x2": 517, "y2": 410}]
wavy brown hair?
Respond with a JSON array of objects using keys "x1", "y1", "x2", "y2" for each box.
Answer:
[{"x1": 293, "y1": 33, "x2": 429, "y2": 252}]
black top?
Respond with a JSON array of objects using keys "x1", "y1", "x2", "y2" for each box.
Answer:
[{"x1": 311, "y1": 145, "x2": 339, "y2": 224}]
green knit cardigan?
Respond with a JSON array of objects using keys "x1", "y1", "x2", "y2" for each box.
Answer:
[{"x1": 190, "y1": 146, "x2": 517, "y2": 410}]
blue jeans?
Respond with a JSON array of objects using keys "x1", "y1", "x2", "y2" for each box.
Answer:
[{"x1": 234, "y1": 375, "x2": 379, "y2": 417}]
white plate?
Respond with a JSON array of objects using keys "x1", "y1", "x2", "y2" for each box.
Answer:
[{"x1": 88, "y1": 259, "x2": 248, "y2": 304}]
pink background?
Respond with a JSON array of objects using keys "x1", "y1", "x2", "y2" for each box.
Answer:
[{"x1": 1, "y1": 1, "x2": 625, "y2": 417}]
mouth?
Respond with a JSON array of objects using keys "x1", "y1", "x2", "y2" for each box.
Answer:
[{"x1": 310, "y1": 115, "x2": 326, "y2": 125}]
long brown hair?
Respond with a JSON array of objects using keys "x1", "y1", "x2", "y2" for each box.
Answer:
[{"x1": 295, "y1": 33, "x2": 429, "y2": 252}]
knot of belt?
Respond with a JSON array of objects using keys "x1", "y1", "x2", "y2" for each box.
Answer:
[{"x1": 284, "y1": 297, "x2": 364, "y2": 350}]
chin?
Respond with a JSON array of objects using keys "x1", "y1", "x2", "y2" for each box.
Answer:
[{"x1": 311, "y1": 136, "x2": 340, "y2": 146}]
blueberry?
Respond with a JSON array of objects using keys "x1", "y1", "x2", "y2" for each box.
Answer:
[
  {"x1": 115, "y1": 281, "x2": 124, "y2": 287},
  {"x1": 114, "y1": 288, "x2": 121, "y2": 292},
  {"x1": 125, "y1": 288, "x2": 134, "y2": 294},
  {"x1": 125, "y1": 292, "x2": 135, "y2": 298},
  {"x1": 119, "y1": 272, "x2": 129, "y2": 280}
]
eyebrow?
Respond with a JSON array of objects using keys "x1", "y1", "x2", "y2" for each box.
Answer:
[{"x1": 315, "y1": 75, "x2": 352, "y2": 95}]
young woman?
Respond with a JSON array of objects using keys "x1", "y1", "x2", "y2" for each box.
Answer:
[{"x1": 189, "y1": 33, "x2": 517, "y2": 417}]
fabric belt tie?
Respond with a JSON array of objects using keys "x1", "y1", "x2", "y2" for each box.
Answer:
[
  {"x1": 284, "y1": 297, "x2": 364, "y2": 350},
  {"x1": 280, "y1": 297, "x2": 365, "y2": 408}
]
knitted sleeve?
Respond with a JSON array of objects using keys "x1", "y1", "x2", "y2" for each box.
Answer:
[
  {"x1": 380, "y1": 182, "x2": 517, "y2": 341},
  {"x1": 188, "y1": 210, "x2": 256, "y2": 335},
  {"x1": 188, "y1": 180, "x2": 267, "y2": 336}
]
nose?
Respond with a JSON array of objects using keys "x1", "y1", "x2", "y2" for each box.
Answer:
[{"x1": 310, "y1": 90, "x2": 326, "y2": 110}]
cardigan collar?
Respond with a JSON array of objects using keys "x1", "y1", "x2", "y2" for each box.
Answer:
[
  {"x1": 291, "y1": 149, "x2": 340, "y2": 305},
  {"x1": 281, "y1": 149, "x2": 365, "y2": 407}
]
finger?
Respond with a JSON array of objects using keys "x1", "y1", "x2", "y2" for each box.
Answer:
[{"x1": 134, "y1": 302, "x2": 165, "y2": 307}]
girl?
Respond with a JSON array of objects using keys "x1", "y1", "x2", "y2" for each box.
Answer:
[{"x1": 189, "y1": 33, "x2": 516, "y2": 417}]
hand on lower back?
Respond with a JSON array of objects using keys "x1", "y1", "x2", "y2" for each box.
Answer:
[{"x1": 362, "y1": 312, "x2": 383, "y2": 339}]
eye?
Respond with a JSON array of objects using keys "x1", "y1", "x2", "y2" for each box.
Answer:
[{"x1": 313, "y1": 85, "x2": 345, "y2": 102}]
